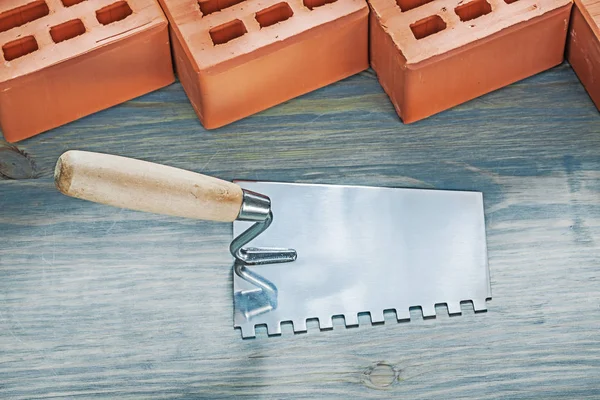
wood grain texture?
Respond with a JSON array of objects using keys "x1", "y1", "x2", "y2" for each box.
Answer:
[{"x1": 1, "y1": 63, "x2": 599, "y2": 399}]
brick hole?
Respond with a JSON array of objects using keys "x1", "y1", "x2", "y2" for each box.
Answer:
[
  {"x1": 410, "y1": 15, "x2": 446, "y2": 39},
  {"x1": 209, "y1": 19, "x2": 246, "y2": 45},
  {"x1": 304, "y1": 0, "x2": 337, "y2": 11},
  {"x1": 0, "y1": 0, "x2": 49, "y2": 34},
  {"x1": 50, "y1": 19, "x2": 85, "y2": 43},
  {"x1": 396, "y1": 0, "x2": 434, "y2": 12},
  {"x1": 455, "y1": 0, "x2": 492, "y2": 22},
  {"x1": 96, "y1": 1, "x2": 133, "y2": 25},
  {"x1": 2, "y1": 35, "x2": 38, "y2": 61},
  {"x1": 198, "y1": 0, "x2": 245, "y2": 16},
  {"x1": 255, "y1": 2, "x2": 293, "y2": 28},
  {"x1": 61, "y1": 0, "x2": 87, "y2": 6}
]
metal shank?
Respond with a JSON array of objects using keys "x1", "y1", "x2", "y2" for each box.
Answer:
[{"x1": 231, "y1": 191, "x2": 297, "y2": 318}]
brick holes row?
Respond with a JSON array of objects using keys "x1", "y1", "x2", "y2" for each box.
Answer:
[
  {"x1": 208, "y1": 0, "x2": 337, "y2": 46},
  {"x1": 199, "y1": 0, "x2": 337, "y2": 16},
  {"x1": 0, "y1": 0, "x2": 89, "y2": 35},
  {"x1": 208, "y1": 2, "x2": 293, "y2": 45},
  {"x1": 1, "y1": 1, "x2": 133, "y2": 61},
  {"x1": 208, "y1": 1, "x2": 294, "y2": 45},
  {"x1": 408, "y1": 0, "x2": 520, "y2": 40}
]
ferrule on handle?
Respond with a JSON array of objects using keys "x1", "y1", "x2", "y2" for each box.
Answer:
[{"x1": 237, "y1": 190, "x2": 271, "y2": 222}]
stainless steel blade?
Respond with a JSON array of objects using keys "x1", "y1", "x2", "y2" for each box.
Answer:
[{"x1": 232, "y1": 182, "x2": 491, "y2": 338}]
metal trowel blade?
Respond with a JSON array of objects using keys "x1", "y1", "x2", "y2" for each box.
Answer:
[{"x1": 233, "y1": 182, "x2": 491, "y2": 338}]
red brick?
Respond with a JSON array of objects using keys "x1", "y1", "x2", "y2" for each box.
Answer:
[
  {"x1": 0, "y1": 0, "x2": 174, "y2": 143},
  {"x1": 567, "y1": 0, "x2": 600, "y2": 110},
  {"x1": 369, "y1": 0, "x2": 572, "y2": 123},
  {"x1": 158, "y1": 0, "x2": 368, "y2": 129}
]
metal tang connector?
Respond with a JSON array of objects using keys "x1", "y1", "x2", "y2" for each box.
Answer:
[{"x1": 230, "y1": 189, "x2": 297, "y2": 318}]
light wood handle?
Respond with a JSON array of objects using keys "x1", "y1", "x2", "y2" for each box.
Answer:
[{"x1": 54, "y1": 150, "x2": 243, "y2": 222}]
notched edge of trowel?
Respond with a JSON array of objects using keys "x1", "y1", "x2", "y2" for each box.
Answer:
[{"x1": 235, "y1": 298, "x2": 491, "y2": 338}]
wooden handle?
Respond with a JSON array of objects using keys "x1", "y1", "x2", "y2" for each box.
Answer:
[{"x1": 54, "y1": 150, "x2": 243, "y2": 222}]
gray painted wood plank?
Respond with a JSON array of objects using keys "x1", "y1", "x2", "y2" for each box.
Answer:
[{"x1": 1, "y1": 64, "x2": 599, "y2": 399}]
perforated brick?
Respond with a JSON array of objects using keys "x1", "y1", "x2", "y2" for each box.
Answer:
[
  {"x1": 369, "y1": 0, "x2": 572, "y2": 123},
  {"x1": 567, "y1": 0, "x2": 600, "y2": 110},
  {"x1": 158, "y1": 0, "x2": 368, "y2": 129},
  {"x1": 0, "y1": 0, "x2": 174, "y2": 142}
]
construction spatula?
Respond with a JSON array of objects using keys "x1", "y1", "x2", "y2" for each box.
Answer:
[{"x1": 55, "y1": 151, "x2": 491, "y2": 338}]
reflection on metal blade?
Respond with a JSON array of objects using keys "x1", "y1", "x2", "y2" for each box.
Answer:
[{"x1": 233, "y1": 182, "x2": 491, "y2": 338}]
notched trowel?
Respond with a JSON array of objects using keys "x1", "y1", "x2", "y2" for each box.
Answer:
[{"x1": 55, "y1": 151, "x2": 491, "y2": 339}]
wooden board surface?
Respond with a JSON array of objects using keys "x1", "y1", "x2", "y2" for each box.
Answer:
[{"x1": 1, "y1": 64, "x2": 599, "y2": 399}]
